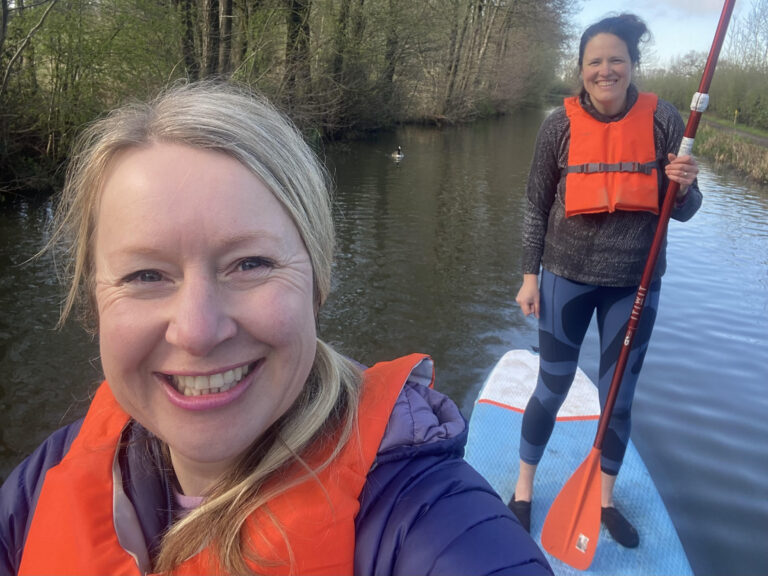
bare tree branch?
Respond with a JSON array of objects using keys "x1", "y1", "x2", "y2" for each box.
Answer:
[
  {"x1": 1, "y1": 0, "x2": 11, "y2": 59},
  {"x1": 1, "y1": 0, "x2": 58, "y2": 98}
]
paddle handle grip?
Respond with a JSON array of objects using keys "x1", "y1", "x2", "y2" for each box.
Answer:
[{"x1": 594, "y1": 0, "x2": 737, "y2": 450}]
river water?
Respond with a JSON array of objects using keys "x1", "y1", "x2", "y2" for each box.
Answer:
[{"x1": 1, "y1": 110, "x2": 766, "y2": 575}]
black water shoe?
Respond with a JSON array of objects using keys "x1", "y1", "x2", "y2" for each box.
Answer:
[
  {"x1": 507, "y1": 494, "x2": 531, "y2": 533},
  {"x1": 601, "y1": 506, "x2": 639, "y2": 548}
]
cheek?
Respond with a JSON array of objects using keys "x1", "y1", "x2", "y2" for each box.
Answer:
[
  {"x1": 245, "y1": 286, "x2": 317, "y2": 347},
  {"x1": 98, "y1": 300, "x2": 162, "y2": 381}
]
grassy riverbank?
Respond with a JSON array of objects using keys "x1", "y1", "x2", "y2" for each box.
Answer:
[{"x1": 693, "y1": 120, "x2": 768, "y2": 185}]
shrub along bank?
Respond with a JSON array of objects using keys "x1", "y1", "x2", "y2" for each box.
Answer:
[{"x1": 693, "y1": 122, "x2": 768, "y2": 185}]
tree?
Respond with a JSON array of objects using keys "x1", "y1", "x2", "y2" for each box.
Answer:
[
  {"x1": 283, "y1": 0, "x2": 312, "y2": 108},
  {"x1": 218, "y1": 0, "x2": 233, "y2": 75},
  {"x1": 201, "y1": 0, "x2": 219, "y2": 77},
  {"x1": 1, "y1": 0, "x2": 9, "y2": 58},
  {"x1": 1, "y1": 0, "x2": 57, "y2": 99},
  {"x1": 2, "y1": 0, "x2": 574, "y2": 195},
  {"x1": 1, "y1": 0, "x2": 184, "y2": 193},
  {"x1": 174, "y1": 0, "x2": 199, "y2": 80}
]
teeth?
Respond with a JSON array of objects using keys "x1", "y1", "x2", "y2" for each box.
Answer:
[{"x1": 172, "y1": 364, "x2": 253, "y2": 397}]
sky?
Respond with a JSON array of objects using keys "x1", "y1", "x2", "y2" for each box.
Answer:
[{"x1": 576, "y1": 0, "x2": 752, "y2": 68}]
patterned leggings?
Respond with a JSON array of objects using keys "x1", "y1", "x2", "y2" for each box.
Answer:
[{"x1": 519, "y1": 269, "x2": 661, "y2": 475}]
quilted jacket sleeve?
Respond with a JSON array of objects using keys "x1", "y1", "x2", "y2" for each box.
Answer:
[
  {"x1": 0, "y1": 420, "x2": 82, "y2": 576},
  {"x1": 355, "y1": 433, "x2": 552, "y2": 575}
]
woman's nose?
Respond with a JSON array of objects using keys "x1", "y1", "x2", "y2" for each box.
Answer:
[{"x1": 165, "y1": 278, "x2": 237, "y2": 356}]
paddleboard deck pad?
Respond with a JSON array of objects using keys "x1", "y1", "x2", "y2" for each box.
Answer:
[{"x1": 464, "y1": 349, "x2": 692, "y2": 575}]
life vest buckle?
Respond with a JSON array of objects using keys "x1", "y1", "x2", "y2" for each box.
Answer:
[
  {"x1": 617, "y1": 161, "x2": 654, "y2": 174},
  {"x1": 571, "y1": 162, "x2": 606, "y2": 174},
  {"x1": 567, "y1": 160, "x2": 656, "y2": 176}
]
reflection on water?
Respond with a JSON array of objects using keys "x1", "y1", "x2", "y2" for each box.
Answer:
[
  {"x1": 320, "y1": 116, "x2": 768, "y2": 576},
  {"x1": 319, "y1": 112, "x2": 550, "y2": 404},
  {"x1": 0, "y1": 199, "x2": 100, "y2": 481},
  {"x1": 629, "y1": 168, "x2": 768, "y2": 575},
  {"x1": 1, "y1": 111, "x2": 766, "y2": 575}
]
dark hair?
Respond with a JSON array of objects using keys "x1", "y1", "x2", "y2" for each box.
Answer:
[{"x1": 578, "y1": 13, "x2": 651, "y2": 68}]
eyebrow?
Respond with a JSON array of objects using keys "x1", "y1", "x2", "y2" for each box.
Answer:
[
  {"x1": 106, "y1": 231, "x2": 286, "y2": 258},
  {"x1": 216, "y1": 231, "x2": 282, "y2": 249}
]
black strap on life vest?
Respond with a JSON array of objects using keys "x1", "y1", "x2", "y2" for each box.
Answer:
[{"x1": 566, "y1": 160, "x2": 657, "y2": 175}]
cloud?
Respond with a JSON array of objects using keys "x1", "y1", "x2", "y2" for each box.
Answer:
[
  {"x1": 583, "y1": 0, "x2": 729, "y2": 20},
  {"x1": 579, "y1": 0, "x2": 743, "y2": 66},
  {"x1": 632, "y1": 0, "x2": 726, "y2": 13}
]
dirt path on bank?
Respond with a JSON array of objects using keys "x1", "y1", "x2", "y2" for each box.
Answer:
[{"x1": 701, "y1": 118, "x2": 768, "y2": 148}]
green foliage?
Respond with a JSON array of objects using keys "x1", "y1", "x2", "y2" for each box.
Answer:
[
  {"x1": 643, "y1": 60, "x2": 768, "y2": 133},
  {"x1": 694, "y1": 123, "x2": 768, "y2": 184},
  {"x1": 1, "y1": 0, "x2": 572, "y2": 195},
  {"x1": 1, "y1": 0, "x2": 185, "y2": 194},
  {"x1": 642, "y1": 1, "x2": 768, "y2": 134}
]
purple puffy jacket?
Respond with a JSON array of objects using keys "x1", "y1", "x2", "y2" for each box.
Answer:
[{"x1": 1, "y1": 360, "x2": 552, "y2": 575}]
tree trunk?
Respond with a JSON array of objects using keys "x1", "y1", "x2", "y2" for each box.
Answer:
[
  {"x1": 444, "y1": 0, "x2": 474, "y2": 113},
  {"x1": 175, "y1": 0, "x2": 198, "y2": 80},
  {"x1": 468, "y1": 0, "x2": 499, "y2": 93},
  {"x1": 331, "y1": 0, "x2": 351, "y2": 84},
  {"x1": 455, "y1": 0, "x2": 486, "y2": 102},
  {"x1": 201, "y1": 0, "x2": 219, "y2": 77},
  {"x1": 218, "y1": 0, "x2": 233, "y2": 75},
  {"x1": 490, "y1": 0, "x2": 524, "y2": 96},
  {"x1": 284, "y1": 0, "x2": 311, "y2": 107},
  {"x1": 383, "y1": 0, "x2": 397, "y2": 88},
  {"x1": 1, "y1": 0, "x2": 9, "y2": 59},
  {"x1": 350, "y1": 0, "x2": 365, "y2": 45}
]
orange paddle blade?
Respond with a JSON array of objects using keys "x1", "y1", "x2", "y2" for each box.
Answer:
[{"x1": 541, "y1": 446, "x2": 603, "y2": 570}]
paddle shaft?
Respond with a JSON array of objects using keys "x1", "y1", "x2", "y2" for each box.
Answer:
[{"x1": 593, "y1": 0, "x2": 737, "y2": 450}]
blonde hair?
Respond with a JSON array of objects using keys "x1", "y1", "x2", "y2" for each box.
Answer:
[{"x1": 47, "y1": 81, "x2": 363, "y2": 574}]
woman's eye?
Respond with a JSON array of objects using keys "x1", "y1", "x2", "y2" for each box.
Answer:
[
  {"x1": 237, "y1": 257, "x2": 273, "y2": 272},
  {"x1": 124, "y1": 270, "x2": 163, "y2": 283}
]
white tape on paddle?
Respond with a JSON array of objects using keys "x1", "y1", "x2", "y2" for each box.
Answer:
[
  {"x1": 678, "y1": 137, "x2": 695, "y2": 157},
  {"x1": 690, "y1": 92, "x2": 709, "y2": 112}
]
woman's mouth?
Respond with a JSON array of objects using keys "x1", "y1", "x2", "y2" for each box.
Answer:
[{"x1": 163, "y1": 362, "x2": 258, "y2": 397}]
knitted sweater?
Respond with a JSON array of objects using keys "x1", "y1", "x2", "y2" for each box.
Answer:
[{"x1": 521, "y1": 85, "x2": 702, "y2": 286}]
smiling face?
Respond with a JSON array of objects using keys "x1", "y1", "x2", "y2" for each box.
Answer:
[
  {"x1": 581, "y1": 32, "x2": 633, "y2": 116},
  {"x1": 93, "y1": 142, "x2": 317, "y2": 495}
]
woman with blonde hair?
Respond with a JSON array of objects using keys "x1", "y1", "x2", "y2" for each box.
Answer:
[{"x1": 0, "y1": 82, "x2": 551, "y2": 575}]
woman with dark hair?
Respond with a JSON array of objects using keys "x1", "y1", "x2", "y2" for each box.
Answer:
[{"x1": 508, "y1": 14, "x2": 702, "y2": 548}]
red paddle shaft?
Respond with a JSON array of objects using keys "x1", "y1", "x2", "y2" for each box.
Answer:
[{"x1": 593, "y1": 0, "x2": 737, "y2": 450}]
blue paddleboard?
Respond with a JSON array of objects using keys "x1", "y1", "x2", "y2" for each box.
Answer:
[{"x1": 464, "y1": 349, "x2": 692, "y2": 575}]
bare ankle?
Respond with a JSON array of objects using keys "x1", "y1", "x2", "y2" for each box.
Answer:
[
  {"x1": 515, "y1": 461, "x2": 537, "y2": 501},
  {"x1": 513, "y1": 484, "x2": 533, "y2": 502}
]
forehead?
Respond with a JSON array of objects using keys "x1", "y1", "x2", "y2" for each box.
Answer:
[
  {"x1": 94, "y1": 142, "x2": 301, "y2": 253},
  {"x1": 583, "y1": 33, "x2": 629, "y2": 57}
]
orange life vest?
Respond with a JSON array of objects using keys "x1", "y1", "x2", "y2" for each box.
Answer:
[
  {"x1": 564, "y1": 92, "x2": 660, "y2": 217},
  {"x1": 18, "y1": 354, "x2": 433, "y2": 576}
]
